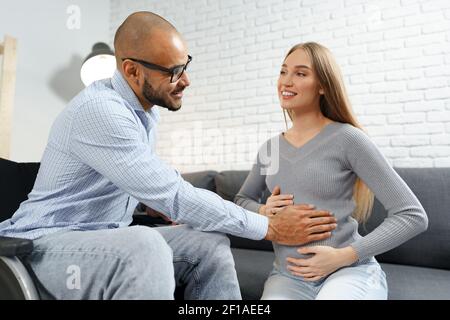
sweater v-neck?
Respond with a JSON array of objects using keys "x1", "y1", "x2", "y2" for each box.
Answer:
[{"x1": 279, "y1": 122, "x2": 341, "y2": 162}]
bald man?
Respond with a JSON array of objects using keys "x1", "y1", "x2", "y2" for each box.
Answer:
[{"x1": 0, "y1": 12, "x2": 336, "y2": 299}]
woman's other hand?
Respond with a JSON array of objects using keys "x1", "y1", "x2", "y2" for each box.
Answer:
[{"x1": 286, "y1": 246, "x2": 359, "y2": 281}]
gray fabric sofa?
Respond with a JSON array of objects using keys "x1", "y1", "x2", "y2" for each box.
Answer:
[
  {"x1": 182, "y1": 168, "x2": 450, "y2": 300},
  {"x1": 1, "y1": 158, "x2": 448, "y2": 299}
]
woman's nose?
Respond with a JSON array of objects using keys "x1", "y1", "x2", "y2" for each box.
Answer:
[{"x1": 279, "y1": 75, "x2": 293, "y2": 86}]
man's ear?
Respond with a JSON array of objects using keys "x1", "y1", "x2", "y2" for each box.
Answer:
[{"x1": 122, "y1": 61, "x2": 140, "y2": 85}]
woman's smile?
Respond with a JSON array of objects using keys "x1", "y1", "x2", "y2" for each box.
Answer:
[{"x1": 281, "y1": 90, "x2": 298, "y2": 100}]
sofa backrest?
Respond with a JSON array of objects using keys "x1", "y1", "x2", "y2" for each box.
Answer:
[
  {"x1": 0, "y1": 158, "x2": 40, "y2": 222},
  {"x1": 181, "y1": 170, "x2": 218, "y2": 193},
  {"x1": 361, "y1": 168, "x2": 450, "y2": 270},
  {"x1": 213, "y1": 171, "x2": 274, "y2": 251},
  {"x1": 212, "y1": 168, "x2": 450, "y2": 270}
]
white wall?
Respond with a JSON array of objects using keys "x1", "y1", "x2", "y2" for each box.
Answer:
[
  {"x1": 0, "y1": 0, "x2": 110, "y2": 161},
  {"x1": 109, "y1": 0, "x2": 450, "y2": 172}
]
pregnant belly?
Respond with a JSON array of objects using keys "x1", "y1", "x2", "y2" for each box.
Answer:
[
  {"x1": 272, "y1": 244, "x2": 313, "y2": 278},
  {"x1": 272, "y1": 221, "x2": 361, "y2": 279}
]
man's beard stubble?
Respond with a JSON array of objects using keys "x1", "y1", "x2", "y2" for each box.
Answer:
[{"x1": 142, "y1": 78, "x2": 183, "y2": 112}]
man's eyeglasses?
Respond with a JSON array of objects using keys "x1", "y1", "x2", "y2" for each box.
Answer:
[{"x1": 122, "y1": 55, "x2": 192, "y2": 83}]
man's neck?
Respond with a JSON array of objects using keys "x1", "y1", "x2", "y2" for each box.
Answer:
[
  {"x1": 136, "y1": 96, "x2": 153, "y2": 111},
  {"x1": 128, "y1": 81, "x2": 154, "y2": 111},
  {"x1": 119, "y1": 70, "x2": 154, "y2": 111}
]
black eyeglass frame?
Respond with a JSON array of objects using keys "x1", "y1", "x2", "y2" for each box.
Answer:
[{"x1": 122, "y1": 55, "x2": 192, "y2": 83}]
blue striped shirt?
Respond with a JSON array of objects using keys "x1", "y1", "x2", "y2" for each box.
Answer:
[{"x1": 0, "y1": 71, "x2": 268, "y2": 240}]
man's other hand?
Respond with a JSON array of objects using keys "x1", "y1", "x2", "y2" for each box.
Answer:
[{"x1": 145, "y1": 207, "x2": 177, "y2": 225}]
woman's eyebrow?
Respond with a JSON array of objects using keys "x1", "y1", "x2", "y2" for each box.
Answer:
[{"x1": 281, "y1": 64, "x2": 311, "y2": 69}]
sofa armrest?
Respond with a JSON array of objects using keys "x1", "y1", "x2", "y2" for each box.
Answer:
[{"x1": 0, "y1": 236, "x2": 33, "y2": 256}]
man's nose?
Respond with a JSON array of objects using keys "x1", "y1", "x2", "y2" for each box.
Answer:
[{"x1": 179, "y1": 71, "x2": 190, "y2": 87}]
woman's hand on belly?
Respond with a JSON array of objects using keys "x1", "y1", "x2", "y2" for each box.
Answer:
[
  {"x1": 286, "y1": 246, "x2": 359, "y2": 281},
  {"x1": 259, "y1": 185, "x2": 294, "y2": 216}
]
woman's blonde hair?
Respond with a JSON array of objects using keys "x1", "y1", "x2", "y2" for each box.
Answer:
[{"x1": 282, "y1": 42, "x2": 374, "y2": 223}]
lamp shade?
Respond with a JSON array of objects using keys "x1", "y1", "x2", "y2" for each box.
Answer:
[{"x1": 80, "y1": 42, "x2": 116, "y2": 86}]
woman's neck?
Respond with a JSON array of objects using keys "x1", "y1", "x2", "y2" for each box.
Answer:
[{"x1": 287, "y1": 109, "x2": 332, "y2": 136}]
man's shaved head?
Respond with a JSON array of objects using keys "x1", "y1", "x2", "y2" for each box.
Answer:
[
  {"x1": 113, "y1": 11, "x2": 191, "y2": 112},
  {"x1": 114, "y1": 11, "x2": 179, "y2": 68}
]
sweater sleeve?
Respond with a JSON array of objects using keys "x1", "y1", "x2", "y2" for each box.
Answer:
[
  {"x1": 234, "y1": 150, "x2": 268, "y2": 214},
  {"x1": 343, "y1": 128, "x2": 428, "y2": 261}
]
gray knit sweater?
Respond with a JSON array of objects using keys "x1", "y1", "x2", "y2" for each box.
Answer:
[{"x1": 235, "y1": 122, "x2": 428, "y2": 276}]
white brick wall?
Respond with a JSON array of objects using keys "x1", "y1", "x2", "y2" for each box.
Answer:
[{"x1": 110, "y1": 0, "x2": 450, "y2": 172}]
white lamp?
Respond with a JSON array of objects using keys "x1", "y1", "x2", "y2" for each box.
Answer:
[{"x1": 80, "y1": 42, "x2": 116, "y2": 86}]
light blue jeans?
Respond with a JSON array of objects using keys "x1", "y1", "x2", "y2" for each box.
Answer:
[
  {"x1": 21, "y1": 225, "x2": 241, "y2": 299},
  {"x1": 261, "y1": 257, "x2": 388, "y2": 300}
]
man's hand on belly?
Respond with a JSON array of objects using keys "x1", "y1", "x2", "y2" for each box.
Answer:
[{"x1": 264, "y1": 204, "x2": 337, "y2": 245}]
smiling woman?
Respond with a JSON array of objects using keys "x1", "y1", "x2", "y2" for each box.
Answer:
[
  {"x1": 278, "y1": 51, "x2": 325, "y2": 122},
  {"x1": 234, "y1": 42, "x2": 428, "y2": 300}
]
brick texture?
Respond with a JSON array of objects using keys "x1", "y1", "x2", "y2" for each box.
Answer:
[{"x1": 110, "y1": 0, "x2": 450, "y2": 171}]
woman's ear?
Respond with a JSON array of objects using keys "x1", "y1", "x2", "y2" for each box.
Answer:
[{"x1": 319, "y1": 88, "x2": 324, "y2": 95}]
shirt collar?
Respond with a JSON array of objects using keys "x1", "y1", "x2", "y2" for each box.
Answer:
[{"x1": 110, "y1": 70, "x2": 160, "y2": 124}]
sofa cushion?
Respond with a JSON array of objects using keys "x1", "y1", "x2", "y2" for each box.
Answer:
[
  {"x1": 359, "y1": 168, "x2": 450, "y2": 270},
  {"x1": 231, "y1": 248, "x2": 274, "y2": 300},
  {"x1": 231, "y1": 248, "x2": 450, "y2": 300},
  {"x1": 380, "y1": 263, "x2": 450, "y2": 300},
  {"x1": 0, "y1": 158, "x2": 40, "y2": 222}
]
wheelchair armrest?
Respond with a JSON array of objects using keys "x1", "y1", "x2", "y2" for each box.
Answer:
[{"x1": 0, "y1": 236, "x2": 33, "y2": 256}]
